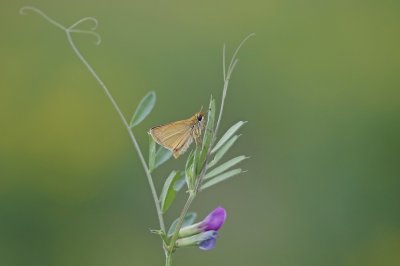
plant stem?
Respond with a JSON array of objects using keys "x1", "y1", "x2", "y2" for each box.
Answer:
[
  {"x1": 21, "y1": 9, "x2": 254, "y2": 265},
  {"x1": 168, "y1": 193, "x2": 196, "y2": 254},
  {"x1": 166, "y1": 34, "x2": 255, "y2": 260},
  {"x1": 214, "y1": 33, "x2": 255, "y2": 140},
  {"x1": 165, "y1": 251, "x2": 172, "y2": 266},
  {"x1": 166, "y1": 93, "x2": 219, "y2": 254},
  {"x1": 65, "y1": 31, "x2": 166, "y2": 233},
  {"x1": 214, "y1": 78, "x2": 230, "y2": 140},
  {"x1": 166, "y1": 46, "x2": 234, "y2": 253},
  {"x1": 20, "y1": 6, "x2": 166, "y2": 233},
  {"x1": 167, "y1": 147, "x2": 211, "y2": 253}
]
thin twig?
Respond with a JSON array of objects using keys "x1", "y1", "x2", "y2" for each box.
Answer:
[
  {"x1": 21, "y1": 8, "x2": 254, "y2": 265},
  {"x1": 68, "y1": 17, "x2": 99, "y2": 31},
  {"x1": 20, "y1": 6, "x2": 66, "y2": 31},
  {"x1": 20, "y1": 6, "x2": 166, "y2": 233},
  {"x1": 167, "y1": 33, "x2": 255, "y2": 254},
  {"x1": 214, "y1": 33, "x2": 255, "y2": 141},
  {"x1": 69, "y1": 29, "x2": 102, "y2": 45},
  {"x1": 222, "y1": 44, "x2": 226, "y2": 81}
]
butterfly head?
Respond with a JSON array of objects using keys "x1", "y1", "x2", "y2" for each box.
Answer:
[{"x1": 195, "y1": 112, "x2": 205, "y2": 122}]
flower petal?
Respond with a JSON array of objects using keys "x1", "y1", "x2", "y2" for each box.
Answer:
[
  {"x1": 201, "y1": 206, "x2": 227, "y2": 231},
  {"x1": 199, "y1": 236, "x2": 217, "y2": 250}
]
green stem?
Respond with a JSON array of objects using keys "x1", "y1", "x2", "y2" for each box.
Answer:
[
  {"x1": 167, "y1": 158, "x2": 209, "y2": 255},
  {"x1": 22, "y1": 9, "x2": 255, "y2": 266},
  {"x1": 168, "y1": 193, "x2": 196, "y2": 254},
  {"x1": 65, "y1": 29, "x2": 166, "y2": 233},
  {"x1": 165, "y1": 252, "x2": 172, "y2": 266},
  {"x1": 66, "y1": 30, "x2": 166, "y2": 233},
  {"x1": 166, "y1": 35, "x2": 255, "y2": 259},
  {"x1": 214, "y1": 33, "x2": 255, "y2": 141},
  {"x1": 20, "y1": 6, "x2": 166, "y2": 233}
]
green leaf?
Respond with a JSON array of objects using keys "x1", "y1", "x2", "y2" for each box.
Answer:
[
  {"x1": 167, "y1": 212, "x2": 197, "y2": 237},
  {"x1": 204, "y1": 155, "x2": 248, "y2": 180},
  {"x1": 201, "y1": 168, "x2": 244, "y2": 190},
  {"x1": 130, "y1": 91, "x2": 156, "y2": 127},
  {"x1": 173, "y1": 173, "x2": 186, "y2": 191},
  {"x1": 211, "y1": 121, "x2": 247, "y2": 154},
  {"x1": 154, "y1": 146, "x2": 172, "y2": 169},
  {"x1": 198, "y1": 96, "x2": 216, "y2": 170},
  {"x1": 159, "y1": 171, "x2": 181, "y2": 213},
  {"x1": 193, "y1": 144, "x2": 202, "y2": 176},
  {"x1": 185, "y1": 150, "x2": 195, "y2": 190},
  {"x1": 208, "y1": 135, "x2": 240, "y2": 168},
  {"x1": 148, "y1": 135, "x2": 156, "y2": 172}
]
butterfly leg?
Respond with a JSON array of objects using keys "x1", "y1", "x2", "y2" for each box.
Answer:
[
  {"x1": 192, "y1": 126, "x2": 203, "y2": 147},
  {"x1": 194, "y1": 135, "x2": 202, "y2": 147}
]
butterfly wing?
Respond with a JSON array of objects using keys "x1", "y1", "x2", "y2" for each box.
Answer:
[
  {"x1": 169, "y1": 130, "x2": 193, "y2": 158},
  {"x1": 149, "y1": 119, "x2": 194, "y2": 158}
]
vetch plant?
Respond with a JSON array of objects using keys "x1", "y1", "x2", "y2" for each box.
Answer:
[
  {"x1": 175, "y1": 230, "x2": 218, "y2": 250},
  {"x1": 20, "y1": 6, "x2": 253, "y2": 266},
  {"x1": 174, "y1": 207, "x2": 227, "y2": 251},
  {"x1": 178, "y1": 207, "x2": 227, "y2": 237}
]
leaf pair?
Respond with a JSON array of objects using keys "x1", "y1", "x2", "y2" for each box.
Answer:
[
  {"x1": 149, "y1": 136, "x2": 173, "y2": 173},
  {"x1": 185, "y1": 150, "x2": 196, "y2": 190},
  {"x1": 159, "y1": 171, "x2": 186, "y2": 213},
  {"x1": 182, "y1": 96, "x2": 216, "y2": 190},
  {"x1": 198, "y1": 96, "x2": 216, "y2": 170},
  {"x1": 129, "y1": 91, "x2": 173, "y2": 172},
  {"x1": 167, "y1": 212, "x2": 197, "y2": 237},
  {"x1": 132, "y1": 91, "x2": 247, "y2": 209},
  {"x1": 129, "y1": 91, "x2": 178, "y2": 215},
  {"x1": 200, "y1": 121, "x2": 248, "y2": 190},
  {"x1": 129, "y1": 91, "x2": 156, "y2": 128}
]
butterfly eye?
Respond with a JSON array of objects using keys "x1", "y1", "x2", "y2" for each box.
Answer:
[{"x1": 197, "y1": 114, "x2": 203, "y2": 121}]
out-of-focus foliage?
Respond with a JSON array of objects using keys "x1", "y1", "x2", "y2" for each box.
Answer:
[{"x1": 1, "y1": 0, "x2": 400, "y2": 266}]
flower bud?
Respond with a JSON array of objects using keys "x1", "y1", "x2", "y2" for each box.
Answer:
[
  {"x1": 178, "y1": 206, "x2": 227, "y2": 238},
  {"x1": 175, "y1": 230, "x2": 218, "y2": 250},
  {"x1": 200, "y1": 206, "x2": 227, "y2": 231}
]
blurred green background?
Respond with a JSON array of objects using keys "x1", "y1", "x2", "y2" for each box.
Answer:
[{"x1": 1, "y1": 0, "x2": 400, "y2": 265}]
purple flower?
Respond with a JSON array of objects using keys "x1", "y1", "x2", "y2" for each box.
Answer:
[
  {"x1": 198, "y1": 233, "x2": 218, "y2": 250},
  {"x1": 175, "y1": 230, "x2": 218, "y2": 250},
  {"x1": 200, "y1": 206, "x2": 227, "y2": 231},
  {"x1": 175, "y1": 207, "x2": 227, "y2": 250},
  {"x1": 179, "y1": 207, "x2": 227, "y2": 238}
]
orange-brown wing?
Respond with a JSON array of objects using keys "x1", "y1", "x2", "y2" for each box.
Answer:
[
  {"x1": 149, "y1": 119, "x2": 194, "y2": 158},
  {"x1": 170, "y1": 130, "x2": 193, "y2": 158}
]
